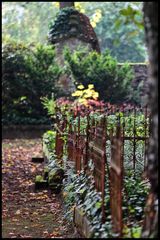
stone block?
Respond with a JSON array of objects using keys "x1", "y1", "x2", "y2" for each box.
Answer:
[
  {"x1": 74, "y1": 206, "x2": 95, "y2": 238},
  {"x1": 48, "y1": 167, "x2": 64, "y2": 184},
  {"x1": 35, "y1": 175, "x2": 48, "y2": 190}
]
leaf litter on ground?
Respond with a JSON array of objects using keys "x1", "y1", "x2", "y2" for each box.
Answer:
[{"x1": 2, "y1": 139, "x2": 79, "y2": 238}]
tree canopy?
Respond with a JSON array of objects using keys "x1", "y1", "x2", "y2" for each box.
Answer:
[{"x1": 2, "y1": 2, "x2": 147, "y2": 62}]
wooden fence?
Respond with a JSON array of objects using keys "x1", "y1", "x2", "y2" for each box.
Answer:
[{"x1": 54, "y1": 105, "x2": 150, "y2": 236}]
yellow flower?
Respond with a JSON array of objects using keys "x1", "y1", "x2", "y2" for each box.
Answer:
[
  {"x1": 90, "y1": 21, "x2": 96, "y2": 28},
  {"x1": 72, "y1": 83, "x2": 99, "y2": 103},
  {"x1": 80, "y1": 9, "x2": 85, "y2": 14},
  {"x1": 92, "y1": 92, "x2": 99, "y2": 100},
  {"x1": 77, "y1": 84, "x2": 85, "y2": 90},
  {"x1": 83, "y1": 89, "x2": 93, "y2": 98},
  {"x1": 72, "y1": 90, "x2": 82, "y2": 97},
  {"x1": 96, "y1": 9, "x2": 102, "y2": 14},
  {"x1": 88, "y1": 84, "x2": 94, "y2": 89},
  {"x1": 93, "y1": 10, "x2": 102, "y2": 23},
  {"x1": 83, "y1": 94, "x2": 91, "y2": 99},
  {"x1": 75, "y1": 3, "x2": 85, "y2": 13},
  {"x1": 53, "y1": 2, "x2": 59, "y2": 8},
  {"x1": 78, "y1": 98, "x2": 88, "y2": 106}
]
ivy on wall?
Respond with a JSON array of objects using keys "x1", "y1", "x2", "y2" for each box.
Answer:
[{"x1": 48, "y1": 7, "x2": 100, "y2": 52}]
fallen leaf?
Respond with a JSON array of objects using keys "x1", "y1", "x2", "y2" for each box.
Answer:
[{"x1": 15, "y1": 210, "x2": 21, "y2": 215}]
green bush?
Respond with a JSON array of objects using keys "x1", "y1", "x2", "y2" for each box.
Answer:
[
  {"x1": 2, "y1": 41, "x2": 62, "y2": 125},
  {"x1": 64, "y1": 48, "x2": 135, "y2": 104}
]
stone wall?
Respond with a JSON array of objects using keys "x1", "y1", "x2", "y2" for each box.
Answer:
[
  {"x1": 130, "y1": 63, "x2": 148, "y2": 87},
  {"x1": 118, "y1": 63, "x2": 148, "y2": 105},
  {"x1": 131, "y1": 63, "x2": 148, "y2": 105}
]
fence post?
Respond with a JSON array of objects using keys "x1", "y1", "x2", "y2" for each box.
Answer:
[
  {"x1": 84, "y1": 111, "x2": 90, "y2": 172},
  {"x1": 101, "y1": 116, "x2": 106, "y2": 223},
  {"x1": 55, "y1": 114, "x2": 67, "y2": 166},
  {"x1": 67, "y1": 123, "x2": 73, "y2": 161},
  {"x1": 110, "y1": 123, "x2": 123, "y2": 237},
  {"x1": 132, "y1": 106, "x2": 137, "y2": 176},
  {"x1": 76, "y1": 113, "x2": 81, "y2": 172}
]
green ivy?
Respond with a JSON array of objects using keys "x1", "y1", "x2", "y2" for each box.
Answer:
[
  {"x1": 49, "y1": 8, "x2": 81, "y2": 43},
  {"x1": 43, "y1": 130, "x2": 57, "y2": 160}
]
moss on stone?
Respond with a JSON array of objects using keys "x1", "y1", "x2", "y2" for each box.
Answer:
[
  {"x1": 48, "y1": 167, "x2": 64, "y2": 184},
  {"x1": 35, "y1": 175, "x2": 44, "y2": 182},
  {"x1": 35, "y1": 175, "x2": 48, "y2": 190},
  {"x1": 48, "y1": 7, "x2": 100, "y2": 53}
]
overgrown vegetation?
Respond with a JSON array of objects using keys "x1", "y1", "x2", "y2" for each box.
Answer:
[
  {"x1": 2, "y1": 1, "x2": 154, "y2": 239},
  {"x1": 43, "y1": 129, "x2": 149, "y2": 238},
  {"x1": 2, "y1": 2, "x2": 147, "y2": 62},
  {"x1": 62, "y1": 169, "x2": 149, "y2": 238},
  {"x1": 2, "y1": 42, "x2": 62, "y2": 125},
  {"x1": 3, "y1": 41, "x2": 143, "y2": 125},
  {"x1": 64, "y1": 48, "x2": 137, "y2": 104},
  {"x1": 42, "y1": 99, "x2": 150, "y2": 238}
]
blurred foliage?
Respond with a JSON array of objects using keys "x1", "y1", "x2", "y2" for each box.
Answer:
[
  {"x1": 64, "y1": 48, "x2": 136, "y2": 104},
  {"x1": 2, "y1": 2, "x2": 147, "y2": 124},
  {"x1": 2, "y1": 2, "x2": 147, "y2": 62},
  {"x1": 41, "y1": 96, "x2": 57, "y2": 118},
  {"x1": 2, "y1": 41, "x2": 62, "y2": 125},
  {"x1": 84, "y1": 2, "x2": 147, "y2": 62},
  {"x1": 2, "y1": 2, "x2": 59, "y2": 44}
]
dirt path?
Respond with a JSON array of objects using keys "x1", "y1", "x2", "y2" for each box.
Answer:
[{"x1": 2, "y1": 139, "x2": 78, "y2": 238}]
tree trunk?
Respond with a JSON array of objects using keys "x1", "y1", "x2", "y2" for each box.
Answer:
[
  {"x1": 60, "y1": 2, "x2": 75, "y2": 9},
  {"x1": 142, "y1": 2, "x2": 158, "y2": 238}
]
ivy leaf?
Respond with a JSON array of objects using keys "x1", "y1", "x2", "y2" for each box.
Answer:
[{"x1": 95, "y1": 201, "x2": 102, "y2": 209}]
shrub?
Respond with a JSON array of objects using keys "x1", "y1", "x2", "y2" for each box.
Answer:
[
  {"x1": 64, "y1": 48, "x2": 135, "y2": 104},
  {"x1": 2, "y1": 41, "x2": 62, "y2": 125}
]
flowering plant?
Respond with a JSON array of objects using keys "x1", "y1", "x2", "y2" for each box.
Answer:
[{"x1": 71, "y1": 84, "x2": 99, "y2": 106}]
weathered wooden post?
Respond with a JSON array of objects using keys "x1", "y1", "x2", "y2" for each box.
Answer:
[{"x1": 110, "y1": 123, "x2": 123, "y2": 236}]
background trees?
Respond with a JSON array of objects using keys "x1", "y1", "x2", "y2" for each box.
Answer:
[
  {"x1": 2, "y1": 2, "x2": 148, "y2": 125},
  {"x1": 2, "y1": 2, "x2": 147, "y2": 62}
]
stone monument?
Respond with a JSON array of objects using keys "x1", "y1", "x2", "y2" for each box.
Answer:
[{"x1": 48, "y1": 3, "x2": 100, "y2": 96}]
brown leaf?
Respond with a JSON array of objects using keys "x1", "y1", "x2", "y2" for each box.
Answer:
[{"x1": 15, "y1": 210, "x2": 21, "y2": 215}]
